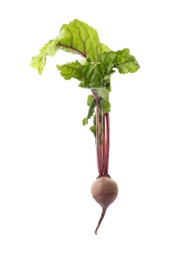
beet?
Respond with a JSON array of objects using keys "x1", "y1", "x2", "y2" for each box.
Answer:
[{"x1": 91, "y1": 175, "x2": 119, "y2": 234}]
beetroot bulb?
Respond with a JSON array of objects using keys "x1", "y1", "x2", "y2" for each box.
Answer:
[{"x1": 91, "y1": 175, "x2": 118, "y2": 234}]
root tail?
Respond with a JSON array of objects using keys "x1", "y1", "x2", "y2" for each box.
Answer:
[{"x1": 95, "y1": 208, "x2": 107, "y2": 235}]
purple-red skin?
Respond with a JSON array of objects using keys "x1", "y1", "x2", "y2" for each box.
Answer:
[{"x1": 91, "y1": 175, "x2": 119, "y2": 234}]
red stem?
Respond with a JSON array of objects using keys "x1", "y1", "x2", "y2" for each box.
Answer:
[
  {"x1": 102, "y1": 112, "x2": 106, "y2": 175},
  {"x1": 92, "y1": 91, "x2": 103, "y2": 175},
  {"x1": 56, "y1": 43, "x2": 111, "y2": 175},
  {"x1": 103, "y1": 113, "x2": 110, "y2": 174},
  {"x1": 92, "y1": 92, "x2": 110, "y2": 175}
]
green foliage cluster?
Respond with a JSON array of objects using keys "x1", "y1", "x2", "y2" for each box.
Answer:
[{"x1": 30, "y1": 19, "x2": 140, "y2": 134}]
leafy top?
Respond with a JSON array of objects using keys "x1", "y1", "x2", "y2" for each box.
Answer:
[
  {"x1": 30, "y1": 19, "x2": 110, "y2": 74},
  {"x1": 30, "y1": 19, "x2": 140, "y2": 133}
]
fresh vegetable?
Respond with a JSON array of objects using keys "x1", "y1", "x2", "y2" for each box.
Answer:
[
  {"x1": 91, "y1": 175, "x2": 118, "y2": 234},
  {"x1": 30, "y1": 19, "x2": 140, "y2": 234}
]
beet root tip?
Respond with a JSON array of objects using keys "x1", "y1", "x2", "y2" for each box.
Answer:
[{"x1": 95, "y1": 208, "x2": 107, "y2": 235}]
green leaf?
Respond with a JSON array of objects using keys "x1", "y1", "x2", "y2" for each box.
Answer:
[
  {"x1": 100, "y1": 43, "x2": 111, "y2": 53},
  {"x1": 82, "y1": 117, "x2": 88, "y2": 125},
  {"x1": 57, "y1": 59, "x2": 94, "y2": 89},
  {"x1": 30, "y1": 39, "x2": 59, "y2": 74},
  {"x1": 83, "y1": 95, "x2": 96, "y2": 127},
  {"x1": 87, "y1": 95, "x2": 94, "y2": 106},
  {"x1": 99, "y1": 51, "x2": 117, "y2": 74},
  {"x1": 39, "y1": 40, "x2": 56, "y2": 56},
  {"x1": 92, "y1": 88, "x2": 110, "y2": 101},
  {"x1": 90, "y1": 125, "x2": 96, "y2": 136},
  {"x1": 30, "y1": 54, "x2": 46, "y2": 75},
  {"x1": 30, "y1": 19, "x2": 140, "y2": 138},
  {"x1": 30, "y1": 19, "x2": 112, "y2": 75},
  {"x1": 55, "y1": 19, "x2": 110, "y2": 61},
  {"x1": 78, "y1": 62, "x2": 102, "y2": 89},
  {"x1": 56, "y1": 60, "x2": 83, "y2": 80},
  {"x1": 99, "y1": 99, "x2": 111, "y2": 113},
  {"x1": 87, "y1": 99, "x2": 96, "y2": 119},
  {"x1": 115, "y1": 48, "x2": 140, "y2": 74}
]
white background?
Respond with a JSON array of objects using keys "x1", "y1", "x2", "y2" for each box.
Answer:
[{"x1": 0, "y1": 0, "x2": 178, "y2": 259}]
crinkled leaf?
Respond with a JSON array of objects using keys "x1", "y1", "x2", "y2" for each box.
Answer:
[
  {"x1": 115, "y1": 48, "x2": 140, "y2": 74},
  {"x1": 78, "y1": 62, "x2": 104, "y2": 89},
  {"x1": 98, "y1": 49, "x2": 140, "y2": 74},
  {"x1": 99, "y1": 51, "x2": 117, "y2": 74},
  {"x1": 30, "y1": 19, "x2": 140, "y2": 137},
  {"x1": 57, "y1": 60, "x2": 93, "y2": 88},
  {"x1": 30, "y1": 19, "x2": 111, "y2": 75},
  {"x1": 56, "y1": 60, "x2": 83, "y2": 80},
  {"x1": 30, "y1": 54, "x2": 46, "y2": 75},
  {"x1": 56, "y1": 19, "x2": 108, "y2": 60},
  {"x1": 39, "y1": 40, "x2": 57, "y2": 56},
  {"x1": 117, "y1": 60, "x2": 140, "y2": 74},
  {"x1": 30, "y1": 40, "x2": 59, "y2": 74},
  {"x1": 79, "y1": 60, "x2": 113, "y2": 91}
]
